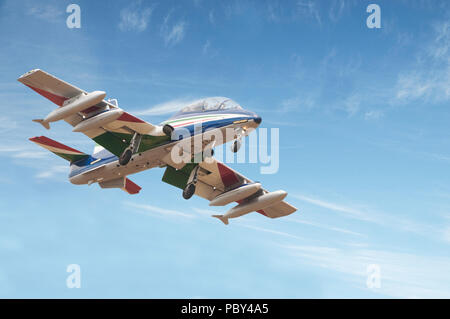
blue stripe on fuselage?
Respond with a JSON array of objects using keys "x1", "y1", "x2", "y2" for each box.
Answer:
[{"x1": 69, "y1": 155, "x2": 117, "y2": 178}]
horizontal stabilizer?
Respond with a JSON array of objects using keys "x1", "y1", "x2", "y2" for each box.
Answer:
[{"x1": 29, "y1": 136, "x2": 89, "y2": 162}]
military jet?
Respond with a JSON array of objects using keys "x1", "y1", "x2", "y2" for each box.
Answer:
[{"x1": 19, "y1": 69, "x2": 297, "y2": 224}]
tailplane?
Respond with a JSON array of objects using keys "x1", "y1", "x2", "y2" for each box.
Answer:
[{"x1": 29, "y1": 136, "x2": 89, "y2": 162}]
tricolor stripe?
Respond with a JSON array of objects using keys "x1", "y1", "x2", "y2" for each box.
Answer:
[{"x1": 166, "y1": 113, "x2": 240, "y2": 128}]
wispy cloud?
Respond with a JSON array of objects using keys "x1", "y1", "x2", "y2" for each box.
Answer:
[
  {"x1": 118, "y1": 1, "x2": 154, "y2": 32},
  {"x1": 284, "y1": 243, "x2": 450, "y2": 298},
  {"x1": 202, "y1": 40, "x2": 210, "y2": 55},
  {"x1": 293, "y1": 193, "x2": 450, "y2": 244},
  {"x1": 328, "y1": 0, "x2": 357, "y2": 22},
  {"x1": 394, "y1": 20, "x2": 450, "y2": 104},
  {"x1": 286, "y1": 217, "x2": 365, "y2": 237},
  {"x1": 238, "y1": 223, "x2": 306, "y2": 240},
  {"x1": 208, "y1": 10, "x2": 215, "y2": 24},
  {"x1": 293, "y1": 194, "x2": 370, "y2": 221},
  {"x1": 161, "y1": 12, "x2": 186, "y2": 47},
  {"x1": 133, "y1": 97, "x2": 202, "y2": 116},
  {"x1": 296, "y1": 0, "x2": 321, "y2": 25},
  {"x1": 0, "y1": 117, "x2": 17, "y2": 133},
  {"x1": 124, "y1": 202, "x2": 195, "y2": 219},
  {"x1": 0, "y1": 144, "x2": 48, "y2": 159},
  {"x1": 364, "y1": 109, "x2": 384, "y2": 120},
  {"x1": 35, "y1": 165, "x2": 67, "y2": 180},
  {"x1": 26, "y1": 3, "x2": 63, "y2": 23}
]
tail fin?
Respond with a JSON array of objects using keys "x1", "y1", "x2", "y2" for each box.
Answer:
[
  {"x1": 32, "y1": 119, "x2": 50, "y2": 130},
  {"x1": 29, "y1": 136, "x2": 89, "y2": 162},
  {"x1": 212, "y1": 215, "x2": 229, "y2": 225}
]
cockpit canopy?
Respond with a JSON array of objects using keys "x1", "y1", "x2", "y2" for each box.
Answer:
[{"x1": 173, "y1": 97, "x2": 243, "y2": 117}]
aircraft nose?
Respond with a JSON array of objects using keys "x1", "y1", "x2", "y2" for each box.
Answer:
[{"x1": 254, "y1": 116, "x2": 262, "y2": 125}]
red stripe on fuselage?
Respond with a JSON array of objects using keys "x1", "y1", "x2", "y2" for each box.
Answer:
[
  {"x1": 29, "y1": 136, "x2": 84, "y2": 154},
  {"x1": 25, "y1": 85, "x2": 68, "y2": 107}
]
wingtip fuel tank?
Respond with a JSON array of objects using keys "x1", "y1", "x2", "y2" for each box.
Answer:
[
  {"x1": 211, "y1": 190, "x2": 288, "y2": 224},
  {"x1": 209, "y1": 183, "x2": 262, "y2": 206},
  {"x1": 36, "y1": 91, "x2": 106, "y2": 128}
]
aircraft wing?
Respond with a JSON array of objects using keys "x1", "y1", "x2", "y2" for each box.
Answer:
[
  {"x1": 18, "y1": 69, "x2": 169, "y2": 157},
  {"x1": 162, "y1": 158, "x2": 297, "y2": 219}
]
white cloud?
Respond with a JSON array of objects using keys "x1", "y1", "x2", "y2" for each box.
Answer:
[
  {"x1": 296, "y1": 0, "x2": 321, "y2": 25},
  {"x1": 160, "y1": 12, "x2": 186, "y2": 47},
  {"x1": 443, "y1": 227, "x2": 450, "y2": 244},
  {"x1": 0, "y1": 117, "x2": 17, "y2": 133},
  {"x1": 12, "y1": 151, "x2": 48, "y2": 159},
  {"x1": 133, "y1": 97, "x2": 202, "y2": 116},
  {"x1": 286, "y1": 217, "x2": 365, "y2": 237},
  {"x1": 202, "y1": 40, "x2": 210, "y2": 55},
  {"x1": 284, "y1": 243, "x2": 450, "y2": 298},
  {"x1": 292, "y1": 193, "x2": 448, "y2": 243},
  {"x1": 118, "y1": 1, "x2": 154, "y2": 32},
  {"x1": 208, "y1": 10, "x2": 215, "y2": 24},
  {"x1": 328, "y1": 0, "x2": 357, "y2": 22},
  {"x1": 236, "y1": 222, "x2": 307, "y2": 240},
  {"x1": 364, "y1": 110, "x2": 384, "y2": 120},
  {"x1": 293, "y1": 194, "x2": 370, "y2": 220},
  {"x1": 26, "y1": 4, "x2": 63, "y2": 23},
  {"x1": 35, "y1": 165, "x2": 67, "y2": 180},
  {"x1": 394, "y1": 20, "x2": 450, "y2": 104},
  {"x1": 124, "y1": 202, "x2": 195, "y2": 219},
  {"x1": 342, "y1": 94, "x2": 360, "y2": 117}
]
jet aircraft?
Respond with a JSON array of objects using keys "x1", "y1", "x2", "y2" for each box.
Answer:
[{"x1": 19, "y1": 69, "x2": 297, "y2": 224}]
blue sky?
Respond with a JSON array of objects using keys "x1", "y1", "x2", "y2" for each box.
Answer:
[{"x1": 0, "y1": 0, "x2": 450, "y2": 298}]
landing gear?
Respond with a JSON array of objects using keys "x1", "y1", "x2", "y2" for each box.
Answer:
[
  {"x1": 119, "y1": 149, "x2": 132, "y2": 166},
  {"x1": 182, "y1": 165, "x2": 200, "y2": 200},
  {"x1": 182, "y1": 183, "x2": 196, "y2": 199},
  {"x1": 163, "y1": 124, "x2": 174, "y2": 137},
  {"x1": 231, "y1": 139, "x2": 241, "y2": 153},
  {"x1": 119, "y1": 132, "x2": 142, "y2": 166}
]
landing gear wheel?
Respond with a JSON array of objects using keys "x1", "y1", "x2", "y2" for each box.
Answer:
[
  {"x1": 163, "y1": 124, "x2": 174, "y2": 137},
  {"x1": 182, "y1": 183, "x2": 196, "y2": 200},
  {"x1": 231, "y1": 140, "x2": 241, "y2": 153},
  {"x1": 119, "y1": 149, "x2": 133, "y2": 166}
]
